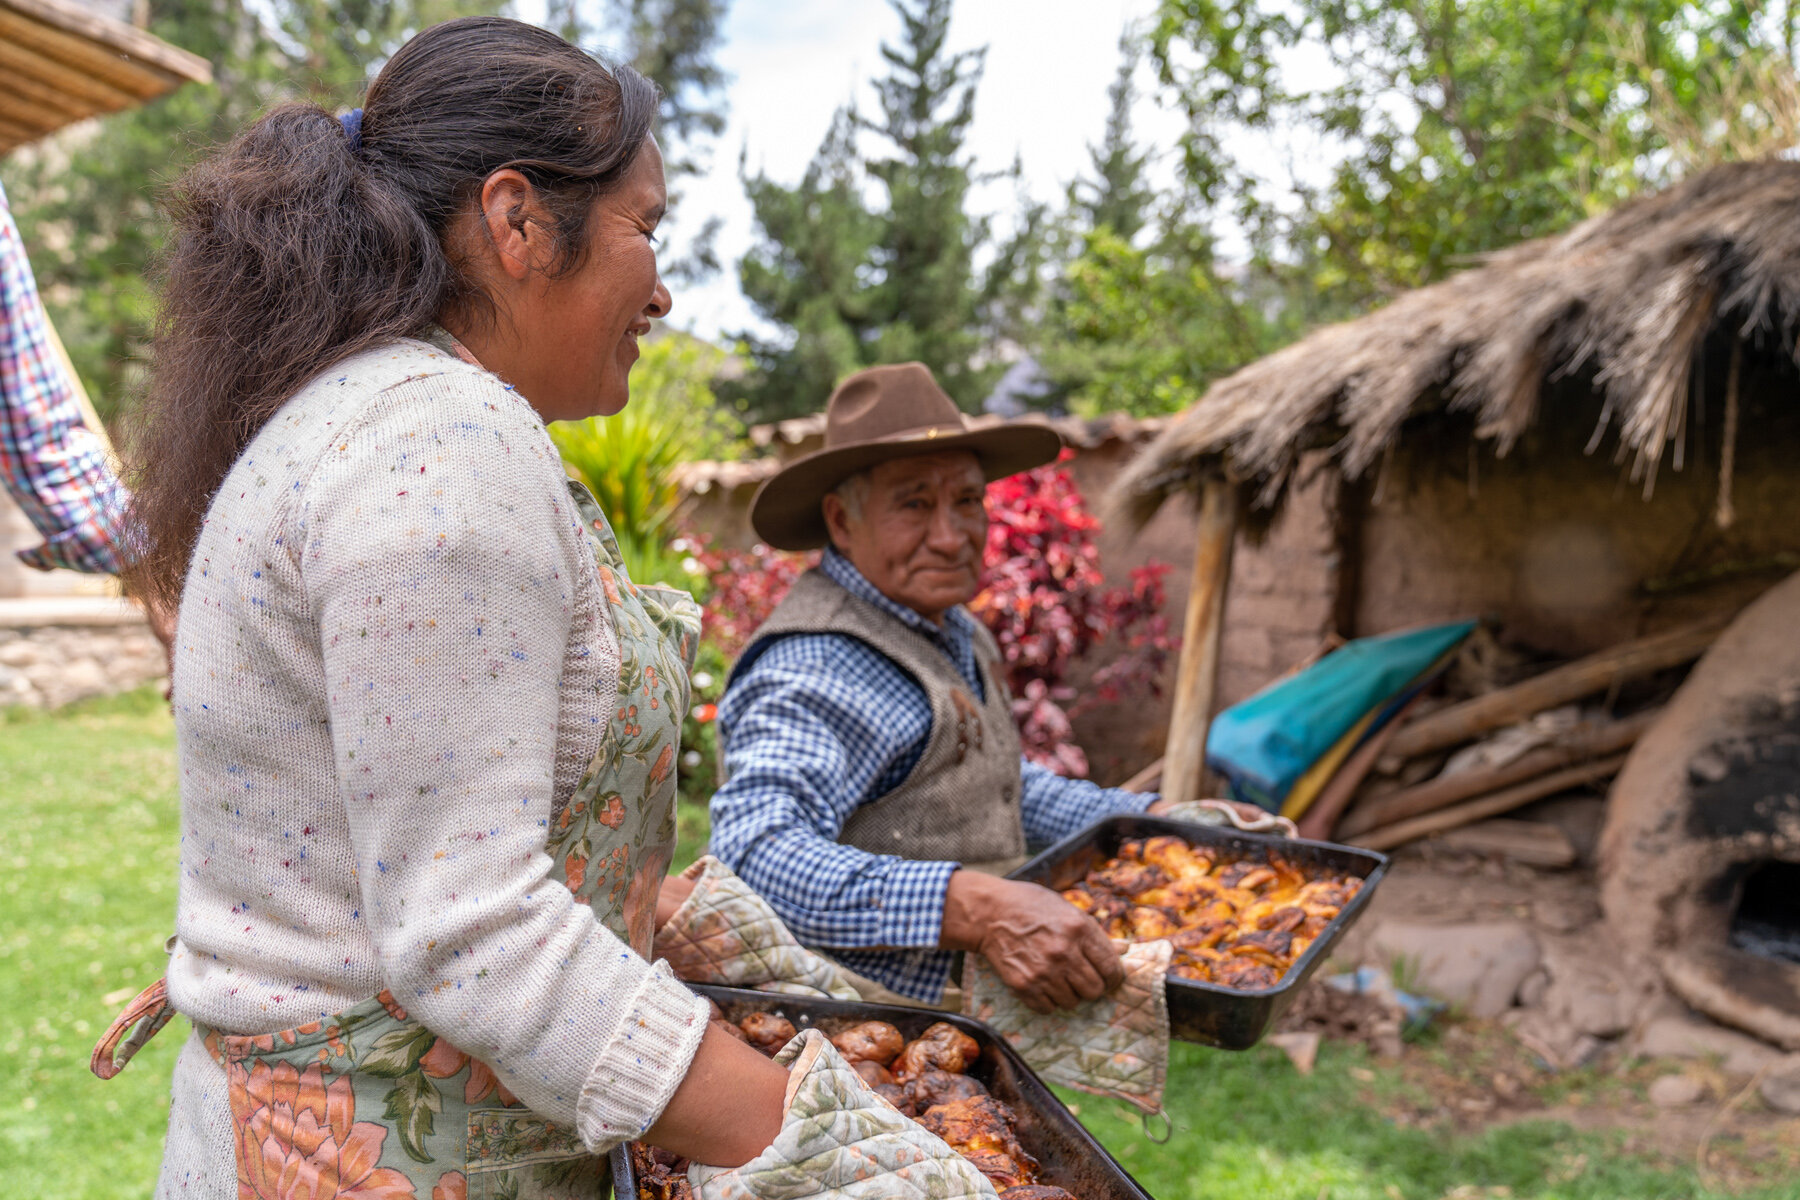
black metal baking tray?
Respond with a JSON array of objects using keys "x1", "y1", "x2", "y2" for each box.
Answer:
[
  {"x1": 1007, "y1": 813, "x2": 1388, "y2": 1051},
  {"x1": 611, "y1": 983, "x2": 1152, "y2": 1200}
]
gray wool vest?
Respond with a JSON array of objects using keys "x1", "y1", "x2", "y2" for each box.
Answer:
[{"x1": 734, "y1": 570, "x2": 1028, "y2": 871}]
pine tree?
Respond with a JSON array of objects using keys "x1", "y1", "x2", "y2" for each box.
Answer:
[
  {"x1": 857, "y1": 0, "x2": 988, "y2": 406},
  {"x1": 734, "y1": 110, "x2": 885, "y2": 420},
  {"x1": 732, "y1": 0, "x2": 1008, "y2": 422},
  {"x1": 1069, "y1": 37, "x2": 1153, "y2": 245}
]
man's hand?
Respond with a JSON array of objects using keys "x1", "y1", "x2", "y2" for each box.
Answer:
[{"x1": 939, "y1": 871, "x2": 1122, "y2": 1014}]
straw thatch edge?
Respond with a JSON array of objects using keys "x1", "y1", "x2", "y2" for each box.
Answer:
[{"x1": 1111, "y1": 159, "x2": 1800, "y2": 529}]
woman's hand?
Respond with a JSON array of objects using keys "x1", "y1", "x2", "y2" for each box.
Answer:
[
  {"x1": 644, "y1": 1021, "x2": 787, "y2": 1167},
  {"x1": 655, "y1": 872, "x2": 697, "y2": 931}
]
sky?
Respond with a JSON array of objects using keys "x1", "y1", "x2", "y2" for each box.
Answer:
[{"x1": 629, "y1": 0, "x2": 1192, "y2": 342}]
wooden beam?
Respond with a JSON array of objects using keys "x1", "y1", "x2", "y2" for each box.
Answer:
[
  {"x1": 0, "y1": 0, "x2": 211, "y2": 85},
  {"x1": 1378, "y1": 612, "x2": 1731, "y2": 766},
  {"x1": 1433, "y1": 819, "x2": 1578, "y2": 868},
  {"x1": 1, "y1": 64, "x2": 104, "y2": 123},
  {"x1": 0, "y1": 37, "x2": 142, "y2": 113},
  {"x1": 1339, "y1": 708, "x2": 1657, "y2": 838},
  {"x1": 1350, "y1": 753, "x2": 1629, "y2": 852},
  {"x1": 0, "y1": 90, "x2": 74, "y2": 136},
  {"x1": 1160, "y1": 477, "x2": 1237, "y2": 806}
]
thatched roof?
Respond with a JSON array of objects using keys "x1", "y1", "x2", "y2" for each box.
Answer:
[
  {"x1": 0, "y1": 0, "x2": 211, "y2": 156},
  {"x1": 1112, "y1": 159, "x2": 1800, "y2": 527}
]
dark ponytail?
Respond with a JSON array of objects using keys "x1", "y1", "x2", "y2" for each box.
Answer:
[{"x1": 128, "y1": 16, "x2": 658, "y2": 611}]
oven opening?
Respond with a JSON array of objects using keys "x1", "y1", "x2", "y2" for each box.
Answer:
[{"x1": 1729, "y1": 860, "x2": 1800, "y2": 964}]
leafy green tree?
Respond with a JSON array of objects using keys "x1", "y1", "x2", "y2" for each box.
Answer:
[
  {"x1": 1148, "y1": 0, "x2": 1798, "y2": 309},
  {"x1": 1026, "y1": 34, "x2": 1278, "y2": 416},
  {"x1": 731, "y1": 0, "x2": 1031, "y2": 421}
]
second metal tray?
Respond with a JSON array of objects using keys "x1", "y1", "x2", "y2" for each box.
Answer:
[
  {"x1": 612, "y1": 983, "x2": 1152, "y2": 1200},
  {"x1": 1008, "y1": 813, "x2": 1388, "y2": 1050}
]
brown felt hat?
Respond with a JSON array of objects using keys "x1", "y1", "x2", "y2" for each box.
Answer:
[{"x1": 749, "y1": 362, "x2": 1063, "y2": 552}]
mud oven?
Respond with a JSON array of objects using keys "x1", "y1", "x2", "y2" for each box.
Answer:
[{"x1": 1600, "y1": 574, "x2": 1800, "y2": 1049}]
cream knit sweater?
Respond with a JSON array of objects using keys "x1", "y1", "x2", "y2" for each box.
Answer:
[{"x1": 155, "y1": 339, "x2": 708, "y2": 1195}]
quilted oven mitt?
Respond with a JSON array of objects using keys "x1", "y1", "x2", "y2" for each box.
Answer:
[
  {"x1": 1159, "y1": 798, "x2": 1298, "y2": 838},
  {"x1": 962, "y1": 938, "x2": 1172, "y2": 1116},
  {"x1": 689, "y1": 1030, "x2": 998, "y2": 1200},
  {"x1": 653, "y1": 856, "x2": 862, "y2": 1001}
]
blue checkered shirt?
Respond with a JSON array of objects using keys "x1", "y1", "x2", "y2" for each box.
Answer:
[
  {"x1": 0, "y1": 181, "x2": 131, "y2": 574},
  {"x1": 709, "y1": 547, "x2": 1154, "y2": 1002}
]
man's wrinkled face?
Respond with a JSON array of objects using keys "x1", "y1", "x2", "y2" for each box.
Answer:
[{"x1": 823, "y1": 452, "x2": 988, "y2": 625}]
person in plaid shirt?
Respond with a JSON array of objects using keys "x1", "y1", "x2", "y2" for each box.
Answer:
[
  {"x1": 0, "y1": 179, "x2": 138, "y2": 577},
  {"x1": 701, "y1": 363, "x2": 1246, "y2": 1012}
]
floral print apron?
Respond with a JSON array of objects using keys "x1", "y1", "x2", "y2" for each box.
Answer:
[{"x1": 93, "y1": 484, "x2": 700, "y2": 1200}]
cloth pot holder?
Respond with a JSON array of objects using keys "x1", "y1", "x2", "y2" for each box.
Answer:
[
  {"x1": 688, "y1": 1030, "x2": 998, "y2": 1200},
  {"x1": 1159, "y1": 798, "x2": 1299, "y2": 838},
  {"x1": 653, "y1": 856, "x2": 862, "y2": 1001},
  {"x1": 962, "y1": 938, "x2": 1172, "y2": 1116}
]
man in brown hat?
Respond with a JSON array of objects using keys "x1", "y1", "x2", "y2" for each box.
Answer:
[{"x1": 703, "y1": 362, "x2": 1192, "y2": 1013}]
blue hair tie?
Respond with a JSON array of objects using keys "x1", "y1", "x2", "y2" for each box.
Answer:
[{"x1": 339, "y1": 108, "x2": 364, "y2": 152}]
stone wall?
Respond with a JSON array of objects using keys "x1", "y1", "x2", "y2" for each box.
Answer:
[{"x1": 0, "y1": 599, "x2": 166, "y2": 708}]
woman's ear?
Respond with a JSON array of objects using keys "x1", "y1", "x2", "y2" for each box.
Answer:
[{"x1": 477, "y1": 169, "x2": 551, "y2": 282}]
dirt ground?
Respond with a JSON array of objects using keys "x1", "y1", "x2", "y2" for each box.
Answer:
[{"x1": 1286, "y1": 834, "x2": 1800, "y2": 1193}]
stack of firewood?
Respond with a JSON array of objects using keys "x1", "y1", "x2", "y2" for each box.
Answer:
[{"x1": 1300, "y1": 613, "x2": 1735, "y2": 852}]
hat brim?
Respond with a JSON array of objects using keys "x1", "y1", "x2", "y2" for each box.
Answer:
[{"x1": 749, "y1": 420, "x2": 1065, "y2": 552}]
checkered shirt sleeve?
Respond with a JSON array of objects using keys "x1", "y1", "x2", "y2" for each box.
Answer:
[{"x1": 0, "y1": 183, "x2": 131, "y2": 575}]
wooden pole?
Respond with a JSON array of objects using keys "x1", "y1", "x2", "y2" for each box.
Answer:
[
  {"x1": 1161, "y1": 477, "x2": 1238, "y2": 807},
  {"x1": 1378, "y1": 612, "x2": 1731, "y2": 767},
  {"x1": 1339, "y1": 708, "x2": 1658, "y2": 839},
  {"x1": 1294, "y1": 693, "x2": 1421, "y2": 841},
  {"x1": 1349, "y1": 753, "x2": 1630, "y2": 852}
]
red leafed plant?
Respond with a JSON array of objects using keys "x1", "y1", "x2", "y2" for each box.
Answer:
[
  {"x1": 970, "y1": 452, "x2": 1174, "y2": 776},
  {"x1": 688, "y1": 538, "x2": 816, "y2": 662},
  {"x1": 682, "y1": 451, "x2": 1172, "y2": 781}
]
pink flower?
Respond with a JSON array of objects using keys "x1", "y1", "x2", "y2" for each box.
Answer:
[{"x1": 227, "y1": 1058, "x2": 416, "y2": 1200}]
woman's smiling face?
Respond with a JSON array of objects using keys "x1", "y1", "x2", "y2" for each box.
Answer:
[
  {"x1": 447, "y1": 136, "x2": 671, "y2": 424},
  {"x1": 543, "y1": 136, "x2": 671, "y2": 421}
]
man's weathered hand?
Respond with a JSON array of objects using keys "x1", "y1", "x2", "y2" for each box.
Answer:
[{"x1": 940, "y1": 871, "x2": 1122, "y2": 1014}]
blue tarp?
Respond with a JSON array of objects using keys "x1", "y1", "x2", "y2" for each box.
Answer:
[{"x1": 1206, "y1": 620, "x2": 1477, "y2": 810}]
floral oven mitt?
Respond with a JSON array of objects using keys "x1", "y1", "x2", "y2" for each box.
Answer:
[
  {"x1": 689, "y1": 1030, "x2": 998, "y2": 1200},
  {"x1": 653, "y1": 856, "x2": 863, "y2": 1001},
  {"x1": 963, "y1": 938, "x2": 1172, "y2": 1116}
]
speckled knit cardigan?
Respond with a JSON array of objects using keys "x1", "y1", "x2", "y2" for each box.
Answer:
[{"x1": 154, "y1": 338, "x2": 708, "y2": 1194}]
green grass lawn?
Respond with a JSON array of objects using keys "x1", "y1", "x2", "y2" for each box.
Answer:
[{"x1": 1, "y1": 689, "x2": 1788, "y2": 1199}]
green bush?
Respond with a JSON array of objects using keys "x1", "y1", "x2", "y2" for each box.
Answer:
[{"x1": 548, "y1": 333, "x2": 743, "y2": 587}]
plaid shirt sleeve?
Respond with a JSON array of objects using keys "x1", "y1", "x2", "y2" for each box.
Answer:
[
  {"x1": 0, "y1": 183, "x2": 131, "y2": 575},
  {"x1": 709, "y1": 633, "x2": 961, "y2": 984},
  {"x1": 1018, "y1": 760, "x2": 1155, "y2": 847}
]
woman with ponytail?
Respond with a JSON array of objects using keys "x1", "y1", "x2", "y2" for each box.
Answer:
[{"x1": 85, "y1": 18, "x2": 991, "y2": 1199}]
